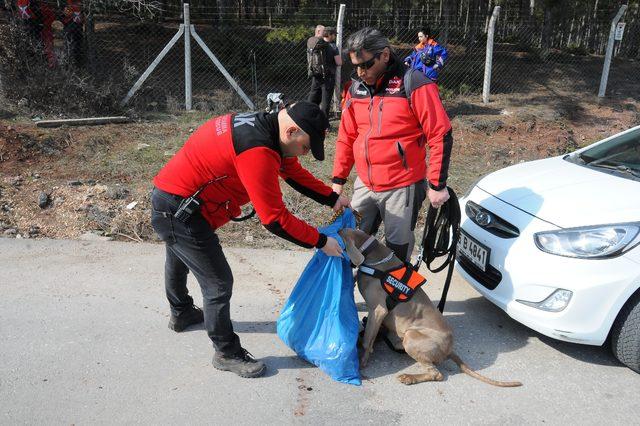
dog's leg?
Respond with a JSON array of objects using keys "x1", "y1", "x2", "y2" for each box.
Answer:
[
  {"x1": 397, "y1": 363, "x2": 444, "y2": 385},
  {"x1": 360, "y1": 305, "x2": 388, "y2": 368},
  {"x1": 396, "y1": 328, "x2": 449, "y2": 385}
]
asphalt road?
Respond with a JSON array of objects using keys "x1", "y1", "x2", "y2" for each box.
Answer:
[{"x1": 1, "y1": 238, "x2": 639, "y2": 424}]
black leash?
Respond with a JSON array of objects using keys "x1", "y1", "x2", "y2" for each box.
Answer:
[
  {"x1": 413, "y1": 187, "x2": 461, "y2": 313},
  {"x1": 359, "y1": 316, "x2": 406, "y2": 354}
]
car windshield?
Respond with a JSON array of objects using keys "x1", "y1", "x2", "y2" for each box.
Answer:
[{"x1": 566, "y1": 128, "x2": 640, "y2": 181}]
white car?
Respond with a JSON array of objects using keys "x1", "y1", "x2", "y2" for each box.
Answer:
[{"x1": 455, "y1": 125, "x2": 640, "y2": 373}]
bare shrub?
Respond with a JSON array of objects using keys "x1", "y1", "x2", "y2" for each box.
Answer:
[{"x1": 0, "y1": 20, "x2": 125, "y2": 117}]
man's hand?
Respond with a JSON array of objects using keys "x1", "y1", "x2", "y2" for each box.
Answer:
[
  {"x1": 331, "y1": 183, "x2": 344, "y2": 195},
  {"x1": 428, "y1": 187, "x2": 450, "y2": 209},
  {"x1": 321, "y1": 237, "x2": 343, "y2": 257},
  {"x1": 332, "y1": 194, "x2": 351, "y2": 212}
]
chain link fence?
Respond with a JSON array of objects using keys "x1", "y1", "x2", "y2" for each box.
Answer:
[{"x1": 1, "y1": 2, "x2": 639, "y2": 116}]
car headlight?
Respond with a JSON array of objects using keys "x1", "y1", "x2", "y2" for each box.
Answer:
[{"x1": 534, "y1": 223, "x2": 640, "y2": 259}]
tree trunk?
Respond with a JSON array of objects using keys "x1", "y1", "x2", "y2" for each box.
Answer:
[
  {"x1": 541, "y1": 7, "x2": 552, "y2": 53},
  {"x1": 442, "y1": 0, "x2": 449, "y2": 45},
  {"x1": 86, "y1": 5, "x2": 96, "y2": 76}
]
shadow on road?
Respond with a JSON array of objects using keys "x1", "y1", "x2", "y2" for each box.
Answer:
[
  {"x1": 357, "y1": 296, "x2": 624, "y2": 380},
  {"x1": 198, "y1": 295, "x2": 624, "y2": 379}
]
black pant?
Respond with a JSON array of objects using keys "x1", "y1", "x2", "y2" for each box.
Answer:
[
  {"x1": 307, "y1": 74, "x2": 335, "y2": 118},
  {"x1": 150, "y1": 188, "x2": 241, "y2": 356}
]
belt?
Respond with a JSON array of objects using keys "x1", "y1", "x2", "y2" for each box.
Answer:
[{"x1": 153, "y1": 187, "x2": 185, "y2": 202}]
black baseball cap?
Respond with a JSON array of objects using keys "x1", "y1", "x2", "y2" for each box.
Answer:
[{"x1": 286, "y1": 101, "x2": 329, "y2": 161}]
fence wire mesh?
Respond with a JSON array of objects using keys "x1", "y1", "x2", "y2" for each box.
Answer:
[{"x1": 1, "y1": 1, "x2": 639, "y2": 116}]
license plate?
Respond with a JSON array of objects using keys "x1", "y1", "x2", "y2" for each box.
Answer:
[{"x1": 457, "y1": 229, "x2": 490, "y2": 272}]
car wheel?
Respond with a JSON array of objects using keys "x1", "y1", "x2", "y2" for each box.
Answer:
[{"x1": 611, "y1": 291, "x2": 640, "y2": 373}]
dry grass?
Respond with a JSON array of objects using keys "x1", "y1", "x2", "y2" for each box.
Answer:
[{"x1": 1, "y1": 90, "x2": 638, "y2": 248}]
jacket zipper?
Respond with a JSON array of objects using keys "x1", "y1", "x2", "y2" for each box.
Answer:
[
  {"x1": 377, "y1": 99, "x2": 384, "y2": 135},
  {"x1": 363, "y1": 85, "x2": 375, "y2": 188}
]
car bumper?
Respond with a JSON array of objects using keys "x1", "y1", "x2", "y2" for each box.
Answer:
[{"x1": 455, "y1": 187, "x2": 640, "y2": 346}]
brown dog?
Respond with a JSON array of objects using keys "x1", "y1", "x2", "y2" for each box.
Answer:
[{"x1": 339, "y1": 228, "x2": 522, "y2": 387}]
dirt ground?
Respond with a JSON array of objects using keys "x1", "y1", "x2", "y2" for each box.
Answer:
[{"x1": 1, "y1": 91, "x2": 638, "y2": 249}]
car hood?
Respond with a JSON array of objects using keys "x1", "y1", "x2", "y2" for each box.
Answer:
[{"x1": 476, "y1": 156, "x2": 640, "y2": 228}]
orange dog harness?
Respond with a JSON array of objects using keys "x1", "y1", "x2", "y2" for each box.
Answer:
[
  {"x1": 356, "y1": 235, "x2": 427, "y2": 310},
  {"x1": 359, "y1": 263, "x2": 427, "y2": 311}
]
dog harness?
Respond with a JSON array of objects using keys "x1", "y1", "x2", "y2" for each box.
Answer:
[{"x1": 357, "y1": 236, "x2": 427, "y2": 311}]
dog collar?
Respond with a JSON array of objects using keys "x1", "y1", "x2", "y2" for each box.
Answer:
[{"x1": 358, "y1": 235, "x2": 378, "y2": 257}]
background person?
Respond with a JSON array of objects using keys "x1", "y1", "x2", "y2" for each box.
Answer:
[
  {"x1": 61, "y1": 0, "x2": 83, "y2": 67},
  {"x1": 14, "y1": 0, "x2": 56, "y2": 67},
  {"x1": 307, "y1": 27, "x2": 342, "y2": 119},
  {"x1": 404, "y1": 27, "x2": 448, "y2": 82}
]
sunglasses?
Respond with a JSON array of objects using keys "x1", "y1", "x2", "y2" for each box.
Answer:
[{"x1": 353, "y1": 52, "x2": 382, "y2": 70}]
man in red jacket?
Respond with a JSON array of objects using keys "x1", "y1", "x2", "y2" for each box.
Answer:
[
  {"x1": 14, "y1": 0, "x2": 57, "y2": 67},
  {"x1": 152, "y1": 101, "x2": 349, "y2": 378},
  {"x1": 332, "y1": 28, "x2": 453, "y2": 262},
  {"x1": 61, "y1": 0, "x2": 83, "y2": 67}
]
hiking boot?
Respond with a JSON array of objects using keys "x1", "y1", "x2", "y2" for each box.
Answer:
[
  {"x1": 168, "y1": 305, "x2": 204, "y2": 332},
  {"x1": 212, "y1": 348, "x2": 266, "y2": 378}
]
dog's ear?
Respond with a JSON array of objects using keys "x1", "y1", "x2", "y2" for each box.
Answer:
[{"x1": 340, "y1": 229, "x2": 365, "y2": 267}]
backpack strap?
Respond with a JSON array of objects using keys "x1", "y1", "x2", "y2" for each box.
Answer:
[
  {"x1": 403, "y1": 68, "x2": 417, "y2": 114},
  {"x1": 403, "y1": 68, "x2": 437, "y2": 128}
]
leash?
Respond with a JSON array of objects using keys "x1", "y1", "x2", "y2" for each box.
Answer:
[
  {"x1": 413, "y1": 187, "x2": 460, "y2": 313},
  {"x1": 360, "y1": 316, "x2": 406, "y2": 354}
]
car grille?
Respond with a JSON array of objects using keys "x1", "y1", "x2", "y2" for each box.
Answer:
[
  {"x1": 465, "y1": 201, "x2": 520, "y2": 238},
  {"x1": 457, "y1": 252, "x2": 502, "y2": 290}
]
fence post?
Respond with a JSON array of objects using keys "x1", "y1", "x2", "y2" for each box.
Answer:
[
  {"x1": 121, "y1": 25, "x2": 185, "y2": 106},
  {"x1": 0, "y1": 71, "x2": 4, "y2": 105},
  {"x1": 190, "y1": 26, "x2": 256, "y2": 110},
  {"x1": 482, "y1": 6, "x2": 500, "y2": 104},
  {"x1": 184, "y1": 2, "x2": 192, "y2": 110},
  {"x1": 333, "y1": 4, "x2": 346, "y2": 116},
  {"x1": 598, "y1": 5, "x2": 627, "y2": 98}
]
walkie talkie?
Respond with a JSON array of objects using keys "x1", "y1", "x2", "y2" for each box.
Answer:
[
  {"x1": 173, "y1": 176, "x2": 227, "y2": 223},
  {"x1": 174, "y1": 193, "x2": 203, "y2": 223}
]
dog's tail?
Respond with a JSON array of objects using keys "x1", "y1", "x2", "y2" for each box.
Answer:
[{"x1": 449, "y1": 352, "x2": 522, "y2": 387}]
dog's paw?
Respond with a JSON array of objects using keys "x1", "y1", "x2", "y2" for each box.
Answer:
[{"x1": 397, "y1": 374, "x2": 417, "y2": 385}]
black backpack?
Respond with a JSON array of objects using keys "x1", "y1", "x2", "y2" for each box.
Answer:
[{"x1": 307, "y1": 37, "x2": 326, "y2": 78}]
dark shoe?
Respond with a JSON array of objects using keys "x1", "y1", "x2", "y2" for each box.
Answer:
[
  {"x1": 212, "y1": 348, "x2": 266, "y2": 378},
  {"x1": 168, "y1": 305, "x2": 204, "y2": 332}
]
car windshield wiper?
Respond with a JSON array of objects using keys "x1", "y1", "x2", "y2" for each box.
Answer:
[
  {"x1": 565, "y1": 153, "x2": 589, "y2": 165},
  {"x1": 576, "y1": 153, "x2": 593, "y2": 164},
  {"x1": 589, "y1": 162, "x2": 640, "y2": 179}
]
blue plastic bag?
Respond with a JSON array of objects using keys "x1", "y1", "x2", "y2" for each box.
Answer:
[{"x1": 277, "y1": 209, "x2": 361, "y2": 385}]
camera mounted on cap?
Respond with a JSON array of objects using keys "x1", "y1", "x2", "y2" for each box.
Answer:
[{"x1": 265, "y1": 92, "x2": 285, "y2": 114}]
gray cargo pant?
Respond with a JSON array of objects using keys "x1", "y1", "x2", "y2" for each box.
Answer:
[{"x1": 351, "y1": 177, "x2": 427, "y2": 262}]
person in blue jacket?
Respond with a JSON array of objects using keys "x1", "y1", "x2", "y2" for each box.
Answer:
[{"x1": 404, "y1": 27, "x2": 448, "y2": 82}]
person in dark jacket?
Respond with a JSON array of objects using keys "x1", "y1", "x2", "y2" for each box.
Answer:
[
  {"x1": 332, "y1": 28, "x2": 453, "y2": 262},
  {"x1": 307, "y1": 26, "x2": 342, "y2": 118},
  {"x1": 152, "y1": 101, "x2": 350, "y2": 378}
]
